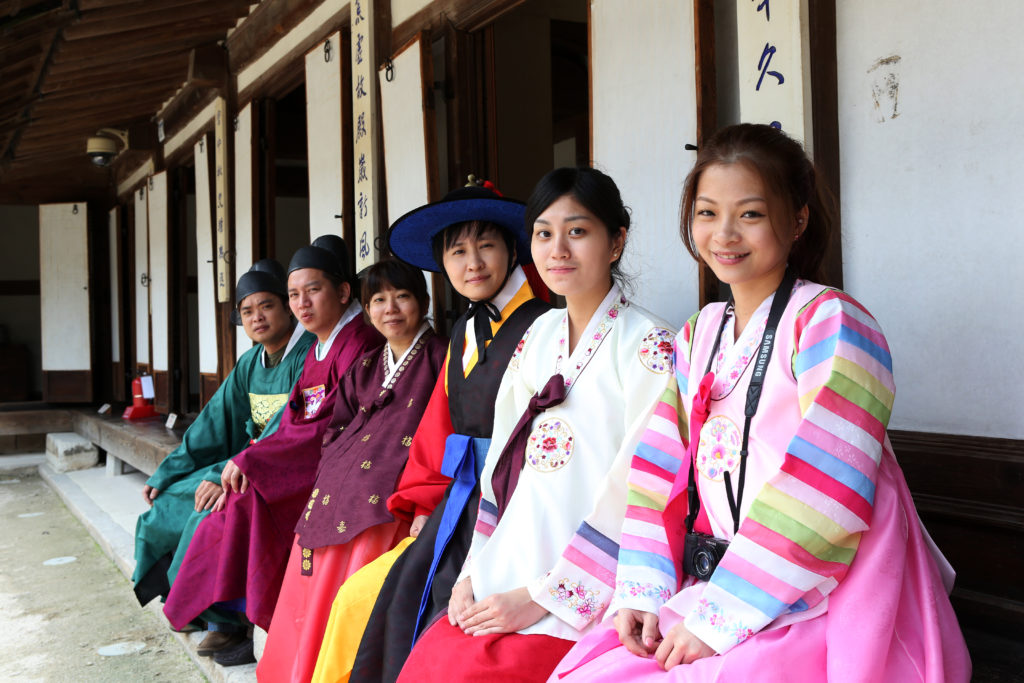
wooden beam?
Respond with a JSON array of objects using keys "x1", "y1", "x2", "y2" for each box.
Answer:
[
  {"x1": 63, "y1": 3, "x2": 248, "y2": 41},
  {"x1": 392, "y1": 0, "x2": 525, "y2": 52},
  {"x1": 42, "y1": 68, "x2": 183, "y2": 95},
  {"x1": 51, "y1": 27, "x2": 228, "y2": 67},
  {"x1": 47, "y1": 40, "x2": 193, "y2": 72},
  {"x1": 226, "y1": 0, "x2": 322, "y2": 73},
  {"x1": 807, "y1": 0, "x2": 842, "y2": 289},
  {"x1": 77, "y1": 0, "x2": 165, "y2": 9},
  {"x1": 73, "y1": 0, "x2": 249, "y2": 27},
  {"x1": 157, "y1": 85, "x2": 219, "y2": 146},
  {"x1": 48, "y1": 49, "x2": 188, "y2": 80},
  {"x1": 187, "y1": 43, "x2": 227, "y2": 88},
  {"x1": 32, "y1": 79, "x2": 178, "y2": 110}
]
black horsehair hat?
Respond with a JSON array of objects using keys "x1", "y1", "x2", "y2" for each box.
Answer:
[
  {"x1": 287, "y1": 234, "x2": 353, "y2": 284},
  {"x1": 386, "y1": 180, "x2": 530, "y2": 273},
  {"x1": 231, "y1": 258, "x2": 287, "y2": 326}
]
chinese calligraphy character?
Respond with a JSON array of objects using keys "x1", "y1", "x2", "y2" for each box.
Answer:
[
  {"x1": 358, "y1": 153, "x2": 368, "y2": 183},
  {"x1": 354, "y1": 0, "x2": 364, "y2": 26},
  {"x1": 356, "y1": 33, "x2": 364, "y2": 65},
  {"x1": 752, "y1": 0, "x2": 769, "y2": 22},
  {"x1": 358, "y1": 192, "x2": 368, "y2": 220},
  {"x1": 359, "y1": 230, "x2": 370, "y2": 258},
  {"x1": 355, "y1": 75, "x2": 367, "y2": 99},
  {"x1": 756, "y1": 42, "x2": 784, "y2": 91},
  {"x1": 355, "y1": 112, "x2": 367, "y2": 143}
]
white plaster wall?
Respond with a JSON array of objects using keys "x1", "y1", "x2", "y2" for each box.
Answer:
[
  {"x1": 133, "y1": 187, "x2": 150, "y2": 364},
  {"x1": 147, "y1": 172, "x2": 170, "y2": 372},
  {"x1": 837, "y1": 0, "x2": 1024, "y2": 438},
  {"x1": 108, "y1": 208, "x2": 120, "y2": 363},
  {"x1": 380, "y1": 36, "x2": 430, "y2": 222},
  {"x1": 235, "y1": 103, "x2": 255, "y2": 358},
  {"x1": 195, "y1": 138, "x2": 219, "y2": 374},
  {"x1": 38, "y1": 203, "x2": 90, "y2": 370},
  {"x1": 380, "y1": 35, "x2": 435, "y2": 301},
  {"x1": 391, "y1": 0, "x2": 431, "y2": 28},
  {"x1": 591, "y1": 0, "x2": 699, "y2": 330},
  {"x1": 306, "y1": 32, "x2": 345, "y2": 242}
]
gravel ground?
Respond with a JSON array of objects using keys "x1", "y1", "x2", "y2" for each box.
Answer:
[{"x1": 0, "y1": 471, "x2": 205, "y2": 683}]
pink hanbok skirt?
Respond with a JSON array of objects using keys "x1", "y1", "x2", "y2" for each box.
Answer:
[{"x1": 550, "y1": 453, "x2": 971, "y2": 682}]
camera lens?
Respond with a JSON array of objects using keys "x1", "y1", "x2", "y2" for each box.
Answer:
[{"x1": 695, "y1": 549, "x2": 713, "y2": 579}]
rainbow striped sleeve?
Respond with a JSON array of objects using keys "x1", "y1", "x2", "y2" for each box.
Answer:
[
  {"x1": 608, "y1": 316, "x2": 697, "y2": 616},
  {"x1": 682, "y1": 290, "x2": 894, "y2": 654}
]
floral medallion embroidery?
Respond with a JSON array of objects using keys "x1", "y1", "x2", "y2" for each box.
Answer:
[
  {"x1": 248, "y1": 392, "x2": 289, "y2": 433},
  {"x1": 508, "y1": 328, "x2": 532, "y2": 372},
  {"x1": 615, "y1": 579, "x2": 673, "y2": 603},
  {"x1": 692, "y1": 597, "x2": 754, "y2": 644},
  {"x1": 637, "y1": 327, "x2": 674, "y2": 374},
  {"x1": 525, "y1": 418, "x2": 574, "y2": 473},
  {"x1": 549, "y1": 579, "x2": 604, "y2": 620},
  {"x1": 697, "y1": 415, "x2": 741, "y2": 481},
  {"x1": 302, "y1": 384, "x2": 326, "y2": 418}
]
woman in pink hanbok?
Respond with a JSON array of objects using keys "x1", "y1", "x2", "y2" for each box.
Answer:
[{"x1": 551, "y1": 124, "x2": 971, "y2": 682}]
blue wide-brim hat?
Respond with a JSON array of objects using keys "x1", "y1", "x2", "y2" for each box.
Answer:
[{"x1": 386, "y1": 185, "x2": 530, "y2": 272}]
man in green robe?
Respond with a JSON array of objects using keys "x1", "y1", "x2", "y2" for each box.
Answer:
[{"x1": 132, "y1": 260, "x2": 314, "y2": 617}]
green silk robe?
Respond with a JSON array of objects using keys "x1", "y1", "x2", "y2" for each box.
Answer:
[{"x1": 132, "y1": 328, "x2": 314, "y2": 604}]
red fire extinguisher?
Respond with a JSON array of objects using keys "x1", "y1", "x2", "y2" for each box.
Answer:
[{"x1": 122, "y1": 375, "x2": 159, "y2": 419}]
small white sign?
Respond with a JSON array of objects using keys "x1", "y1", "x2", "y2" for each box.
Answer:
[
  {"x1": 97, "y1": 403, "x2": 111, "y2": 415},
  {"x1": 165, "y1": 413, "x2": 178, "y2": 430},
  {"x1": 140, "y1": 375, "x2": 155, "y2": 399}
]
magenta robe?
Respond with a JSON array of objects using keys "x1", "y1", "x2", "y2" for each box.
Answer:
[{"x1": 163, "y1": 315, "x2": 382, "y2": 631}]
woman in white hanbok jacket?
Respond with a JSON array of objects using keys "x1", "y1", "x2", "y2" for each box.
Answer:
[{"x1": 396, "y1": 167, "x2": 676, "y2": 683}]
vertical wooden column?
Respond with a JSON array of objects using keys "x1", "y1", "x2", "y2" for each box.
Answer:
[
  {"x1": 108, "y1": 206, "x2": 126, "y2": 402},
  {"x1": 194, "y1": 134, "x2": 221, "y2": 407}
]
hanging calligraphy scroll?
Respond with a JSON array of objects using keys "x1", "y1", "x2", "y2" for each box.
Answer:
[
  {"x1": 737, "y1": 0, "x2": 812, "y2": 145},
  {"x1": 214, "y1": 96, "x2": 231, "y2": 302},
  {"x1": 351, "y1": 0, "x2": 380, "y2": 272}
]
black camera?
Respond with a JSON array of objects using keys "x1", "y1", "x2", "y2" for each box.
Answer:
[{"x1": 682, "y1": 532, "x2": 729, "y2": 581}]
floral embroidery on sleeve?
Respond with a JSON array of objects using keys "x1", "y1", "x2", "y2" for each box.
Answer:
[
  {"x1": 549, "y1": 579, "x2": 605, "y2": 621},
  {"x1": 615, "y1": 579, "x2": 673, "y2": 603},
  {"x1": 692, "y1": 597, "x2": 755, "y2": 645}
]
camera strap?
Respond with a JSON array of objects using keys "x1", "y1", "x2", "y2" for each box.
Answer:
[{"x1": 685, "y1": 268, "x2": 797, "y2": 536}]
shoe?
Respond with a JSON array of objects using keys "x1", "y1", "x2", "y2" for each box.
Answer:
[
  {"x1": 196, "y1": 631, "x2": 245, "y2": 656},
  {"x1": 213, "y1": 638, "x2": 255, "y2": 667},
  {"x1": 172, "y1": 619, "x2": 205, "y2": 634}
]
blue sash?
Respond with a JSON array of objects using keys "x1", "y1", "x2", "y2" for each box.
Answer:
[{"x1": 412, "y1": 433, "x2": 491, "y2": 642}]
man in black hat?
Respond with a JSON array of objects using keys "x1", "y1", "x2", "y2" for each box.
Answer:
[{"x1": 132, "y1": 259, "x2": 314, "y2": 656}]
